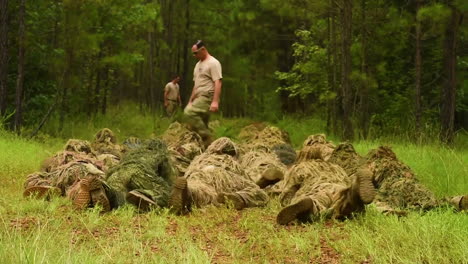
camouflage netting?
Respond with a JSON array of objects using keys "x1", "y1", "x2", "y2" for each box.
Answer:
[
  {"x1": 240, "y1": 149, "x2": 287, "y2": 182},
  {"x1": 328, "y1": 142, "x2": 364, "y2": 177},
  {"x1": 25, "y1": 161, "x2": 105, "y2": 196},
  {"x1": 302, "y1": 134, "x2": 335, "y2": 161},
  {"x1": 91, "y1": 128, "x2": 125, "y2": 158},
  {"x1": 366, "y1": 146, "x2": 438, "y2": 210},
  {"x1": 104, "y1": 139, "x2": 174, "y2": 208},
  {"x1": 279, "y1": 159, "x2": 350, "y2": 207}
]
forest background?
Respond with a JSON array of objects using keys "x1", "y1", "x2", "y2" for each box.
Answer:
[{"x1": 0, "y1": 0, "x2": 467, "y2": 143}]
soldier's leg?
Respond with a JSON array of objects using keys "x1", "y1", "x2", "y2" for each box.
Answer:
[
  {"x1": 277, "y1": 189, "x2": 334, "y2": 225},
  {"x1": 184, "y1": 97, "x2": 213, "y2": 147},
  {"x1": 218, "y1": 181, "x2": 270, "y2": 210},
  {"x1": 187, "y1": 177, "x2": 218, "y2": 207},
  {"x1": 331, "y1": 168, "x2": 376, "y2": 219},
  {"x1": 256, "y1": 167, "x2": 284, "y2": 189}
]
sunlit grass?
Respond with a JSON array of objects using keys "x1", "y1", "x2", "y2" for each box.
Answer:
[{"x1": 0, "y1": 113, "x2": 467, "y2": 263}]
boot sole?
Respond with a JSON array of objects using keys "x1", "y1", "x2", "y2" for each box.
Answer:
[
  {"x1": 86, "y1": 176, "x2": 111, "y2": 212},
  {"x1": 357, "y1": 169, "x2": 376, "y2": 204},
  {"x1": 126, "y1": 191, "x2": 157, "y2": 212},
  {"x1": 277, "y1": 198, "x2": 314, "y2": 225},
  {"x1": 73, "y1": 179, "x2": 91, "y2": 210},
  {"x1": 169, "y1": 177, "x2": 189, "y2": 215}
]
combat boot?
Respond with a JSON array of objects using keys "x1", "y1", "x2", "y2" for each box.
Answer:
[
  {"x1": 126, "y1": 190, "x2": 157, "y2": 212},
  {"x1": 87, "y1": 176, "x2": 111, "y2": 212},
  {"x1": 355, "y1": 168, "x2": 376, "y2": 204},
  {"x1": 334, "y1": 168, "x2": 376, "y2": 219},
  {"x1": 69, "y1": 178, "x2": 92, "y2": 210},
  {"x1": 277, "y1": 197, "x2": 315, "y2": 225},
  {"x1": 450, "y1": 195, "x2": 468, "y2": 211},
  {"x1": 169, "y1": 177, "x2": 191, "y2": 215},
  {"x1": 216, "y1": 192, "x2": 246, "y2": 210},
  {"x1": 256, "y1": 167, "x2": 284, "y2": 189}
]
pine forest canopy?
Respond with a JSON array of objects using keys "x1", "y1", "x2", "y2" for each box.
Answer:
[{"x1": 0, "y1": 0, "x2": 466, "y2": 143}]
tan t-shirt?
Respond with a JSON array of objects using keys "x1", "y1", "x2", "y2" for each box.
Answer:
[
  {"x1": 193, "y1": 56, "x2": 222, "y2": 97},
  {"x1": 165, "y1": 82, "x2": 180, "y2": 101}
]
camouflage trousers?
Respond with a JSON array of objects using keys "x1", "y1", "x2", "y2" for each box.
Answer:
[
  {"x1": 279, "y1": 160, "x2": 356, "y2": 219},
  {"x1": 240, "y1": 150, "x2": 286, "y2": 183},
  {"x1": 166, "y1": 100, "x2": 178, "y2": 117},
  {"x1": 105, "y1": 164, "x2": 172, "y2": 208},
  {"x1": 184, "y1": 94, "x2": 212, "y2": 142},
  {"x1": 186, "y1": 166, "x2": 269, "y2": 208}
]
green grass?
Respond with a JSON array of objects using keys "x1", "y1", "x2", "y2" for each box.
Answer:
[{"x1": 1, "y1": 113, "x2": 467, "y2": 263}]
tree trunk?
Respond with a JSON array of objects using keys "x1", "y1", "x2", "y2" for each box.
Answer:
[
  {"x1": 14, "y1": 0, "x2": 25, "y2": 134},
  {"x1": 340, "y1": 0, "x2": 354, "y2": 140},
  {"x1": 332, "y1": 5, "x2": 340, "y2": 136},
  {"x1": 359, "y1": 0, "x2": 370, "y2": 139},
  {"x1": 0, "y1": 0, "x2": 8, "y2": 116},
  {"x1": 440, "y1": 4, "x2": 460, "y2": 144},
  {"x1": 414, "y1": 0, "x2": 422, "y2": 138},
  {"x1": 101, "y1": 68, "x2": 109, "y2": 115},
  {"x1": 148, "y1": 31, "x2": 155, "y2": 111},
  {"x1": 326, "y1": 0, "x2": 333, "y2": 134},
  {"x1": 181, "y1": 0, "x2": 190, "y2": 102}
]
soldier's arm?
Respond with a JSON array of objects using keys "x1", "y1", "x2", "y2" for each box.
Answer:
[{"x1": 210, "y1": 79, "x2": 222, "y2": 112}]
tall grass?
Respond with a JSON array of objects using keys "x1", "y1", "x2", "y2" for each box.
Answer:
[{"x1": 0, "y1": 109, "x2": 467, "y2": 263}]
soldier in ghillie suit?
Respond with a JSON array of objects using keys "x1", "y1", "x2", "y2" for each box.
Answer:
[
  {"x1": 329, "y1": 143, "x2": 468, "y2": 212},
  {"x1": 169, "y1": 137, "x2": 269, "y2": 214},
  {"x1": 23, "y1": 139, "x2": 107, "y2": 201},
  {"x1": 276, "y1": 146, "x2": 376, "y2": 225},
  {"x1": 301, "y1": 134, "x2": 336, "y2": 161},
  {"x1": 161, "y1": 122, "x2": 204, "y2": 177},
  {"x1": 79, "y1": 139, "x2": 175, "y2": 212}
]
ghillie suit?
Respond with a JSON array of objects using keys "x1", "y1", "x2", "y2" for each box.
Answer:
[
  {"x1": 102, "y1": 139, "x2": 174, "y2": 211},
  {"x1": 64, "y1": 139, "x2": 93, "y2": 154},
  {"x1": 123, "y1": 137, "x2": 142, "y2": 151},
  {"x1": 237, "y1": 123, "x2": 267, "y2": 142},
  {"x1": 240, "y1": 149, "x2": 286, "y2": 184},
  {"x1": 239, "y1": 126, "x2": 290, "y2": 152},
  {"x1": 161, "y1": 122, "x2": 192, "y2": 146},
  {"x1": 162, "y1": 122, "x2": 204, "y2": 176},
  {"x1": 366, "y1": 146, "x2": 439, "y2": 211},
  {"x1": 91, "y1": 128, "x2": 125, "y2": 159},
  {"x1": 276, "y1": 146, "x2": 376, "y2": 225},
  {"x1": 41, "y1": 139, "x2": 103, "y2": 173},
  {"x1": 23, "y1": 160, "x2": 105, "y2": 202},
  {"x1": 328, "y1": 143, "x2": 465, "y2": 213},
  {"x1": 301, "y1": 134, "x2": 335, "y2": 161},
  {"x1": 169, "y1": 137, "x2": 269, "y2": 214},
  {"x1": 328, "y1": 142, "x2": 364, "y2": 177}
]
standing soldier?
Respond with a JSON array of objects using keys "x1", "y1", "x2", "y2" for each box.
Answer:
[
  {"x1": 164, "y1": 76, "x2": 182, "y2": 117},
  {"x1": 184, "y1": 40, "x2": 222, "y2": 147}
]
